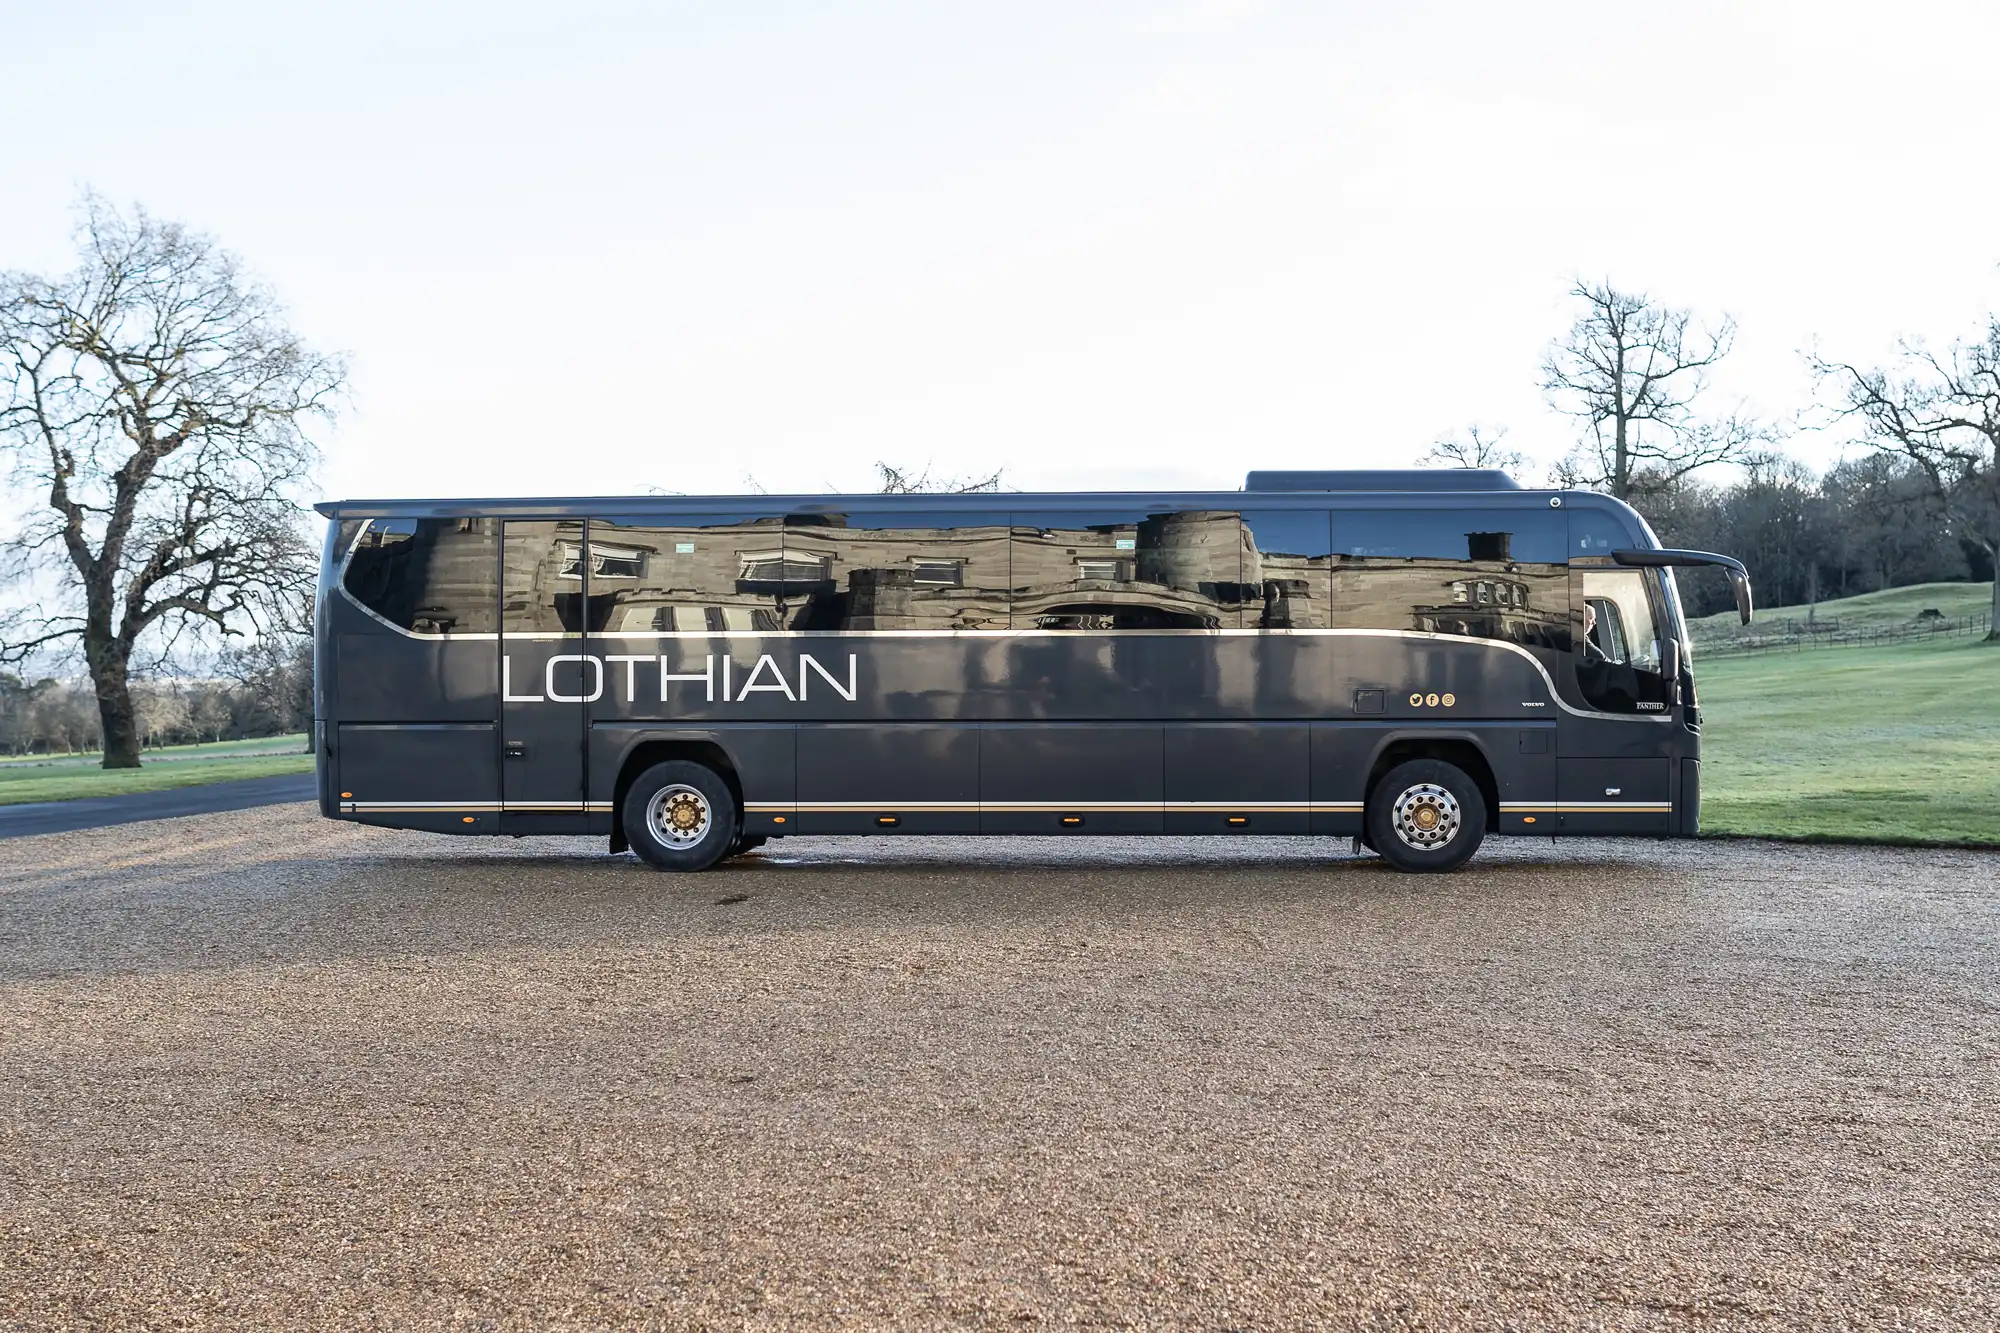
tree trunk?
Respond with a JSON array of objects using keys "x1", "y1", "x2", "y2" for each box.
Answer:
[
  {"x1": 85, "y1": 641, "x2": 143, "y2": 769},
  {"x1": 1987, "y1": 542, "x2": 1999, "y2": 642}
]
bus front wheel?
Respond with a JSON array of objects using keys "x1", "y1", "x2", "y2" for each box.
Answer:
[
  {"x1": 623, "y1": 761, "x2": 741, "y2": 872},
  {"x1": 1364, "y1": 758, "x2": 1487, "y2": 873}
]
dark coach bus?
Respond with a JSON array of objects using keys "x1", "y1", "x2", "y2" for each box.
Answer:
[{"x1": 312, "y1": 470, "x2": 1751, "y2": 873}]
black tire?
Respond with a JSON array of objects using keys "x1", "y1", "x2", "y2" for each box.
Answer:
[
  {"x1": 622, "y1": 761, "x2": 740, "y2": 872},
  {"x1": 1364, "y1": 758, "x2": 1487, "y2": 874}
]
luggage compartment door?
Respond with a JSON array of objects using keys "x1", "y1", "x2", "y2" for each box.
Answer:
[
  {"x1": 1165, "y1": 723, "x2": 1310, "y2": 834},
  {"x1": 796, "y1": 724, "x2": 979, "y2": 833},
  {"x1": 979, "y1": 724, "x2": 1164, "y2": 834},
  {"x1": 337, "y1": 723, "x2": 499, "y2": 830}
]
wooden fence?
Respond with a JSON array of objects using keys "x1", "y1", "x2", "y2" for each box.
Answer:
[{"x1": 1694, "y1": 612, "x2": 1993, "y2": 656}]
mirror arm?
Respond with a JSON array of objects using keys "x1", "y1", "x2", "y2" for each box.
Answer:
[{"x1": 1612, "y1": 548, "x2": 1755, "y2": 626}]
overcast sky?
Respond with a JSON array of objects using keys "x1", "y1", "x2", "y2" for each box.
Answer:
[{"x1": 4, "y1": 0, "x2": 1997, "y2": 501}]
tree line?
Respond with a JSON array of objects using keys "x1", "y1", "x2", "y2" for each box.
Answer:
[
  {"x1": 1641, "y1": 454, "x2": 1985, "y2": 619},
  {"x1": 2, "y1": 198, "x2": 1996, "y2": 770},
  {"x1": 0, "y1": 637, "x2": 308, "y2": 756},
  {"x1": 1429, "y1": 280, "x2": 1999, "y2": 630}
]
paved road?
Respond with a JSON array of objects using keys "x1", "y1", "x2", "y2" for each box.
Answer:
[
  {"x1": 1, "y1": 810, "x2": 1995, "y2": 1330},
  {"x1": 0, "y1": 772, "x2": 316, "y2": 838}
]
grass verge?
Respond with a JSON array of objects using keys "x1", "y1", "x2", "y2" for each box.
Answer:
[
  {"x1": 1696, "y1": 635, "x2": 2000, "y2": 845},
  {"x1": 0, "y1": 744, "x2": 312, "y2": 806}
]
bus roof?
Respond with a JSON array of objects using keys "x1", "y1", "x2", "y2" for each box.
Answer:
[{"x1": 315, "y1": 471, "x2": 1632, "y2": 522}]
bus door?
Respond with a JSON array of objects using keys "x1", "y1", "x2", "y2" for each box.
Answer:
[
  {"x1": 1561, "y1": 560, "x2": 1675, "y2": 833},
  {"x1": 500, "y1": 519, "x2": 591, "y2": 824}
]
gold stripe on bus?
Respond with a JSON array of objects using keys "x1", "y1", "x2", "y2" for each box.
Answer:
[
  {"x1": 750, "y1": 800, "x2": 1361, "y2": 814},
  {"x1": 347, "y1": 798, "x2": 1665, "y2": 815}
]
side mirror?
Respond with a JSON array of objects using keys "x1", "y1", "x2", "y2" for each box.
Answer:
[
  {"x1": 1727, "y1": 567, "x2": 1754, "y2": 625},
  {"x1": 1660, "y1": 636, "x2": 1681, "y2": 686}
]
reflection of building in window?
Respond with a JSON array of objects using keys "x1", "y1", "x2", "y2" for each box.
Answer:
[
  {"x1": 1012, "y1": 511, "x2": 1239, "y2": 630},
  {"x1": 1450, "y1": 578, "x2": 1529, "y2": 608},
  {"x1": 737, "y1": 550, "x2": 831, "y2": 586},
  {"x1": 613, "y1": 604, "x2": 771, "y2": 633},
  {"x1": 570, "y1": 509, "x2": 1343, "y2": 634},
  {"x1": 499, "y1": 520, "x2": 587, "y2": 632},
  {"x1": 1240, "y1": 518, "x2": 1330, "y2": 629},
  {"x1": 558, "y1": 542, "x2": 645, "y2": 580},
  {"x1": 1337, "y1": 558, "x2": 1569, "y2": 649},
  {"x1": 910, "y1": 559, "x2": 963, "y2": 587}
]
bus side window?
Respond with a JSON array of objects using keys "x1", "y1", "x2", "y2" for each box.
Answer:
[
  {"x1": 1329, "y1": 507, "x2": 1569, "y2": 650},
  {"x1": 786, "y1": 511, "x2": 1011, "y2": 631},
  {"x1": 502, "y1": 520, "x2": 587, "y2": 634},
  {"x1": 587, "y1": 513, "x2": 783, "y2": 635},
  {"x1": 1009, "y1": 510, "x2": 1238, "y2": 630},
  {"x1": 1241, "y1": 510, "x2": 1331, "y2": 629},
  {"x1": 342, "y1": 517, "x2": 498, "y2": 636}
]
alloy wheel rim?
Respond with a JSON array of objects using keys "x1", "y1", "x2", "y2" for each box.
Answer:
[
  {"x1": 1391, "y1": 783, "x2": 1461, "y2": 851},
  {"x1": 647, "y1": 784, "x2": 712, "y2": 848}
]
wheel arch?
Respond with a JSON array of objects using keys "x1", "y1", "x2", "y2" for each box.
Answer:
[
  {"x1": 1361, "y1": 731, "x2": 1500, "y2": 827},
  {"x1": 607, "y1": 731, "x2": 746, "y2": 853}
]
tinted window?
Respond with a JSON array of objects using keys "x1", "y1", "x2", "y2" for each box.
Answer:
[
  {"x1": 342, "y1": 517, "x2": 498, "y2": 636},
  {"x1": 1576, "y1": 567, "x2": 1671, "y2": 712},
  {"x1": 1569, "y1": 506, "x2": 1638, "y2": 558},
  {"x1": 783, "y1": 511, "x2": 1010, "y2": 630},
  {"x1": 587, "y1": 513, "x2": 788, "y2": 634},
  {"x1": 502, "y1": 520, "x2": 586, "y2": 634},
  {"x1": 1330, "y1": 507, "x2": 1569, "y2": 649},
  {"x1": 1241, "y1": 510, "x2": 1330, "y2": 629},
  {"x1": 1334, "y1": 509, "x2": 1567, "y2": 564},
  {"x1": 1011, "y1": 509, "x2": 1238, "y2": 630}
]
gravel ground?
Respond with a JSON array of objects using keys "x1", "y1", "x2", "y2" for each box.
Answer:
[{"x1": 1, "y1": 808, "x2": 1996, "y2": 1331}]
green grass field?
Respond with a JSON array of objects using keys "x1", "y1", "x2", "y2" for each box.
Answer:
[
  {"x1": 1697, "y1": 635, "x2": 2000, "y2": 844},
  {"x1": 0, "y1": 734, "x2": 312, "y2": 806},
  {"x1": 1690, "y1": 580, "x2": 1994, "y2": 645}
]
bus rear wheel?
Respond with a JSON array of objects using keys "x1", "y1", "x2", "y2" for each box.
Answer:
[
  {"x1": 623, "y1": 760, "x2": 740, "y2": 872},
  {"x1": 1365, "y1": 758, "x2": 1486, "y2": 873}
]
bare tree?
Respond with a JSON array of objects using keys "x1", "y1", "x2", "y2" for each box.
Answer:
[
  {"x1": 1422, "y1": 424, "x2": 1525, "y2": 474},
  {"x1": 1541, "y1": 280, "x2": 1762, "y2": 500},
  {"x1": 217, "y1": 619, "x2": 314, "y2": 735},
  {"x1": 1812, "y1": 322, "x2": 2000, "y2": 638},
  {"x1": 135, "y1": 682, "x2": 191, "y2": 750},
  {"x1": 874, "y1": 461, "x2": 1005, "y2": 493},
  {"x1": 0, "y1": 195, "x2": 341, "y2": 766}
]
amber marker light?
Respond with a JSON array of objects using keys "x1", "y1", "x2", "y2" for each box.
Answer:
[
  {"x1": 772, "y1": 816, "x2": 786, "y2": 824},
  {"x1": 1523, "y1": 816, "x2": 1537, "y2": 824}
]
